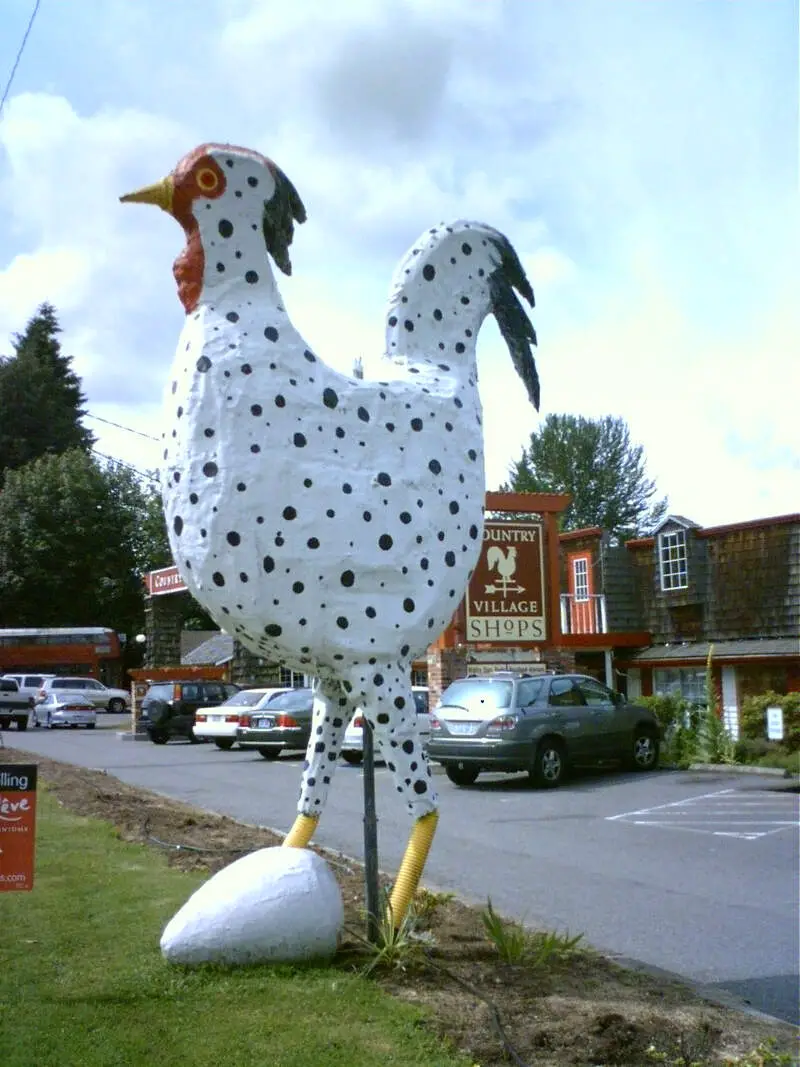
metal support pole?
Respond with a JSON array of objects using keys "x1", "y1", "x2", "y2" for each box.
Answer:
[{"x1": 361, "y1": 718, "x2": 381, "y2": 943}]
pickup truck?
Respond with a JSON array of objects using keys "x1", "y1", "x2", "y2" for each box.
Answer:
[{"x1": 0, "y1": 677, "x2": 35, "y2": 731}]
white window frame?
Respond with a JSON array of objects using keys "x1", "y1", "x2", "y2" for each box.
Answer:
[
  {"x1": 279, "y1": 667, "x2": 307, "y2": 688},
  {"x1": 658, "y1": 529, "x2": 688, "y2": 590},
  {"x1": 653, "y1": 667, "x2": 706, "y2": 706},
  {"x1": 572, "y1": 557, "x2": 590, "y2": 602}
]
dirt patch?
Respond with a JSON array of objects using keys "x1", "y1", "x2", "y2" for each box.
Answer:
[{"x1": 3, "y1": 748, "x2": 796, "y2": 1066}]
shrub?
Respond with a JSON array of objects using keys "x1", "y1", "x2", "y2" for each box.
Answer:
[
  {"x1": 638, "y1": 694, "x2": 700, "y2": 767},
  {"x1": 734, "y1": 738, "x2": 800, "y2": 773},
  {"x1": 638, "y1": 692, "x2": 688, "y2": 735},
  {"x1": 739, "y1": 691, "x2": 800, "y2": 752}
]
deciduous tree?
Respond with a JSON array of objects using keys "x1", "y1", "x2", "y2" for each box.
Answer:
[
  {"x1": 505, "y1": 414, "x2": 667, "y2": 539},
  {"x1": 0, "y1": 450, "x2": 169, "y2": 636}
]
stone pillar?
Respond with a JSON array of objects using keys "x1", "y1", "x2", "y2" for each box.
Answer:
[
  {"x1": 426, "y1": 645, "x2": 469, "y2": 709},
  {"x1": 144, "y1": 593, "x2": 186, "y2": 668}
]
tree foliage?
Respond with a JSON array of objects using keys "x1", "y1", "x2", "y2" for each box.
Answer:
[
  {"x1": 0, "y1": 450, "x2": 170, "y2": 636},
  {"x1": 0, "y1": 303, "x2": 94, "y2": 478},
  {"x1": 505, "y1": 414, "x2": 667, "y2": 539}
]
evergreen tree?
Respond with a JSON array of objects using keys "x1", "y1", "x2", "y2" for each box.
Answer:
[
  {"x1": 505, "y1": 414, "x2": 668, "y2": 539},
  {"x1": 0, "y1": 303, "x2": 94, "y2": 477}
]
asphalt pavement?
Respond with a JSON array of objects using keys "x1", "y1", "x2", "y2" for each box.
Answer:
[{"x1": 3, "y1": 720, "x2": 798, "y2": 1026}]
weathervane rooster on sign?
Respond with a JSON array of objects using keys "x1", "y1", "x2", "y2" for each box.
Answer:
[{"x1": 122, "y1": 142, "x2": 540, "y2": 924}]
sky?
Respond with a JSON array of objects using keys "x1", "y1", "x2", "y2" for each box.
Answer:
[{"x1": 0, "y1": 0, "x2": 798, "y2": 530}]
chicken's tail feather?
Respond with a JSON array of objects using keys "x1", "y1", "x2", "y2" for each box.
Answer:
[
  {"x1": 487, "y1": 233, "x2": 540, "y2": 411},
  {"x1": 263, "y1": 163, "x2": 307, "y2": 276}
]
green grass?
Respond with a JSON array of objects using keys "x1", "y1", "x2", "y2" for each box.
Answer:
[{"x1": 0, "y1": 790, "x2": 471, "y2": 1067}]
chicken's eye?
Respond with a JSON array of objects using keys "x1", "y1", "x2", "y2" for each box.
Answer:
[{"x1": 196, "y1": 167, "x2": 219, "y2": 194}]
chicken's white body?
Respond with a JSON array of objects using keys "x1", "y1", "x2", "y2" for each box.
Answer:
[{"x1": 163, "y1": 294, "x2": 485, "y2": 677}]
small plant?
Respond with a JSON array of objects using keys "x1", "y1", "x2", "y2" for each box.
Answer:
[
  {"x1": 481, "y1": 897, "x2": 528, "y2": 963},
  {"x1": 357, "y1": 888, "x2": 428, "y2": 976},
  {"x1": 526, "y1": 928, "x2": 584, "y2": 966},
  {"x1": 413, "y1": 887, "x2": 455, "y2": 929},
  {"x1": 481, "y1": 898, "x2": 584, "y2": 966}
]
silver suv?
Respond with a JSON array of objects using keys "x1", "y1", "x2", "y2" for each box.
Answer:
[
  {"x1": 427, "y1": 671, "x2": 661, "y2": 788},
  {"x1": 36, "y1": 676, "x2": 130, "y2": 713}
]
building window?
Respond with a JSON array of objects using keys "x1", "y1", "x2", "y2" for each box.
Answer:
[
  {"x1": 279, "y1": 667, "x2": 307, "y2": 688},
  {"x1": 572, "y1": 557, "x2": 589, "y2": 601},
  {"x1": 658, "y1": 529, "x2": 688, "y2": 590},
  {"x1": 653, "y1": 667, "x2": 707, "y2": 707}
]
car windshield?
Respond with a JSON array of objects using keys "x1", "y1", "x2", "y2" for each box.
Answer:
[
  {"x1": 144, "y1": 685, "x2": 172, "y2": 701},
  {"x1": 222, "y1": 690, "x2": 272, "y2": 707},
  {"x1": 268, "y1": 688, "x2": 313, "y2": 711},
  {"x1": 439, "y1": 680, "x2": 513, "y2": 711},
  {"x1": 254, "y1": 690, "x2": 289, "y2": 709}
]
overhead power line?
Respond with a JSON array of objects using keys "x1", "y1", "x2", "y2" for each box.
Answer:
[
  {"x1": 0, "y1": 0, "x2": 42, "y2": 119},
  {"x1": 90, "y1": 448, "x2": 160, "y2": 485},
  {"x1": 84, "y1": 412, "x2": 159, "y2": 441}
]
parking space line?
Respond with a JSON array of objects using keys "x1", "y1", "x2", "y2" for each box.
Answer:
[
  {"x1": 606, "y1": 789, "x2": 734, "y2": 821},
  {"x1": 607, "y1": 788, "x2": 799, "y2": 840},
  {"x1": 631, "y1": 822, "x2": 787, "y2": 841}
]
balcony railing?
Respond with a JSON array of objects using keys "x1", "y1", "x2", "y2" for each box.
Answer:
[{"x1": 560, "y1": 594, "x2": 608, "y2": 635}]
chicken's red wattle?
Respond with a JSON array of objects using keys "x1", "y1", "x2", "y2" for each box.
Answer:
[{"x1": 173, "y1": 228, "x2": 204, "y2": 314}]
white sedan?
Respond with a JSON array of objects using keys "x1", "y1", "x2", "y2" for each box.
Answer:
[
  {"x1": 193, "y1": 688, "x2": 290, "y2": 749},
  {"x1": 341, "y1": 686, "x2": 430, "y2": 764}
]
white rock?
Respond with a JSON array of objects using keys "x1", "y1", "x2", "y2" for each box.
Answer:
[{"x1": 160, "y1": 847, "x2": 344, "y2": 965}]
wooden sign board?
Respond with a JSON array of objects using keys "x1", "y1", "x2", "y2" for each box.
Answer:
[
  {"x1": 465, "y1": 521, "x2": 546, "y2": 643},
  {"x1": 0, "y1": 763, "x2": 37, "y2": 892}
]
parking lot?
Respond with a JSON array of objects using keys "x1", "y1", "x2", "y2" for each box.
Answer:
[{"x1": 2, "y1": 722, "x2": 798, "y2": 1025}]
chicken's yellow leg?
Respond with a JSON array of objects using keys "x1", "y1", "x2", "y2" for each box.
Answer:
[
  {"x1": 387, "y1": 810, "x2": 439, "y2": 926},
  {"x1": 283, "y1": 813, "x2": 319, "y2": 848}
]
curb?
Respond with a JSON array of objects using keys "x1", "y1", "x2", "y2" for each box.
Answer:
[
  {"x1": 688, "y1": 762, "x2": 797, "y2": 779},
  {"x1": 117, "y1": 730, "x2": 150, "y2": 743},
  {"x1": 606, "y1": 954, "x2": 794, "y2": 1028}
]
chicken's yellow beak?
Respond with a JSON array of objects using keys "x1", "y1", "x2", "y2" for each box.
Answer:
[{"x1": 120, "y1": 176, "x2": 174, "y2": 215}]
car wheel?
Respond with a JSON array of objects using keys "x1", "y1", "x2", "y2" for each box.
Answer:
[
  {"x1": 214, "y1": 739, "x2": 235, "y2": 751},
  {"x1": 149, "y1": 730, "x2": 169, "y2": 745},
  {"x1": 258, "y1": 746, "x2": 282, "y2": 760},
  {"x1": 627, "y1": 728, "x2": 660, "y2": 771},
  {"x1": 85, "y1": 723, "x2": 96, "y2": 729},
  {"x1": 530, "y1": 739, "x2": 567, "y2": 788},
  {"x1": 69, "y1": 724, "x2": 80, "y2": 729},
  {"x1": 341, "y1": 751, "x2": 362, "y2": 765},
  {"x1": 108, "y1": 698, "x2": 125, "y2": 714},
  {"x1": 16, "y1": 717, "x2": 28, "y2": 732},
  {"x1": 444, "y1": 762, "x2": 480, "y2": 787}
]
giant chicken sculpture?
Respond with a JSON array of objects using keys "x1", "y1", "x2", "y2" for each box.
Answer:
[{"x1": 122, "y1": 143, "x2": 539, "y2": 924}]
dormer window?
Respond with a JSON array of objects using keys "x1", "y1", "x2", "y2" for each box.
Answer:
[
  {"x1": 659, "y1": 529, "x2": 688, "y2": 590},
  {"x1": 572, "y1": 557, "x2": 589, "y2": 602}
]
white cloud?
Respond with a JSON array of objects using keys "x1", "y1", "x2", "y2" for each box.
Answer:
[{"x1": 0, "y1": 0, "x2": 796, "y2": 529}]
